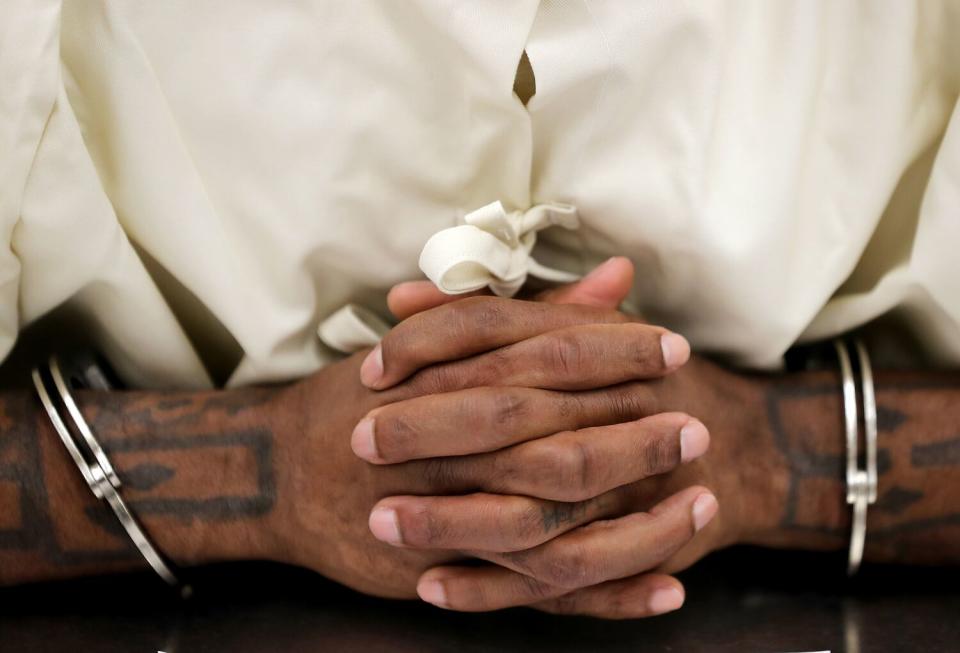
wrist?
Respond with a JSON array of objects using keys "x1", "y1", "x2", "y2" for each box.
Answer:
[
  {"x1": 261, "y1": 376, "x2": 358, "y2": 579},
  {"x1": 737, "y1": 371, "x2": 848, "y2": 551},
  {"x1": 79, "y1": 386, "x2": 282, "y2": 568}
]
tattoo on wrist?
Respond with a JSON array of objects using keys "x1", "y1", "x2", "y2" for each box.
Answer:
[
  {"x1": 0, "y1": 389, "x2": 277, "y2": 571},
  {"x1": 767, "y1": 375, "x2": 960, "y2": 548}
]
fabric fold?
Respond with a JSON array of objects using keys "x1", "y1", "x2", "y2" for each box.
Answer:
[
  {"x1": 418, "y1": 200, "x2": 581, "y2": 298},
  {"x1": 318, "y1": 304, "x2": 391, "y2": 353}
]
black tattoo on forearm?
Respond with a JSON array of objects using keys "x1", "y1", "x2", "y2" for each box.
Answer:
[
  {"x1": 767, "y1": 375, "x2": 960, "y2": 545},
  {"x1": 0, "y1": 388, "x2": 277, "y2": 571},
  {"x1": 0, "y1": 397, "x2": 128, "y2": 564},
  {"x1": 911, "y1": 437, "x2": 960, "y2": 468},
  {"x1": 99, "y1": 430, "x2": 275, "y2": 520},
  {"x1": 123, "y1": 463, "x2": 175, "y2": 491},
  {"x1": 766, "y1": 382, "x2": 845, "y2": 537},
  {"x1": 874, "y1": 486, "x2": 923, "y2": 515}
]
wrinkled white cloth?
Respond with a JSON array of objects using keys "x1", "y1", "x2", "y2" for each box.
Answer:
[
  {"x1": 317, "y1": 304, "x2": 393, "y2": 355},
  {"x1": 420, "y1": 200, "x2": 581, "y2": 298},
  {"x1": 2, "y1": 1, "x2": 959, "y2": 388}
]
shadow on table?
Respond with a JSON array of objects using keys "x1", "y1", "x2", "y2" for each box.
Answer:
[{"x1": 1, "y1": 547, "x2": 958, "y2": 653}]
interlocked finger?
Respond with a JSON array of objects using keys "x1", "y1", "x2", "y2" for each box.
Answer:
[
  {"x1": 412, "y1": 487, "x2": 716, "y2": 611},
  {"x1": 474, "y1": 487, "x2": 717, "y2": 590},
  {"x1": 363, "y1": 296, "x2": 638, "y2": 389},
  {"x1": 417, "y1": 566, "x2": 685, "y2": 618},
  {"x1": 400, "y1": 322, "x2": 690, "y2": 396},
  {"x1": 368, "y1": 491, "x2": 628, "y2": 552},
  {"x1": 352, "y1": 382, "x2": 666, "y2": 465}
]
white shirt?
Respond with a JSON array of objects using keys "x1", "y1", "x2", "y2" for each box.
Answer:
[{"x1": 3, "y1": 0, "x2": 959, "y2": 389}]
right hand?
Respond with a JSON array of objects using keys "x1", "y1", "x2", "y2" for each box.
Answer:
[{"x1": 262, "y1": 291, "x2": 717, "y2": 618}]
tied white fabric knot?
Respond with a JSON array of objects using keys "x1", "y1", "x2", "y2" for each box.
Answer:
[
  {"x1": 418, "y1": 200, "x2": 582, "y2": 297},
  {"x1": 317, "y1": 200, "x2": 581, "y2": 353}
]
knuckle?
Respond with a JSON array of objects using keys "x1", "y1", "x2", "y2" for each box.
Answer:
[
  {"x1": 543, "y1": 591, "x2": 581, "y2": 615},
  {"x1": 556, "y1": 391, "x2": 581, "y2": 420},
  {"x1": 570, "y1": 441, "x2": 597, "y2": 498},
  {"x1": 548, "y1": 440, "x2": 597, "y2": 501},
  {"x1": 516, "y1": 572, "x2": 555, "y2": 601},
  {"x1": 605, "y1": 384, "x2": 654, "y2": 422},
  {"x1": 462, "y1": 296, "x2": 512, "y2": 330},
  {"x1": 599, "y1": 586, "x2": 638, "y2": 620},
  {"x1": 509, "y1": 501, "x2": 549, "y2": 550},
  {"x1": 411, "y1": 362, "x2": 461, "y2": 395},
  {"x1": 639, "y1": 431, "x2": 680, "y2": 475},
  {"x1": 545, "y1": 331, "x2": 587, "y2": 377},
  {"x1": 516, "y1": 439, "x2": 594, "y2": 501},
  {"x1": 422, "y1": 509, "x2": 455, "y2": 547},
  {"x1": 626, "y1": 324, "x2": 665, "y2": 371},
  {"x1": 433, "y1": 297, "x2": 478, "y2": 334},
  {"x1": 469, "y1": 578, "x2": 496, "y2": 611},
  {"x1": 401, "y1": 505, "x2": 449, "y2": 547},
  {"x1": 665, "y1": 509, "x2": 698, "y2": 547},
  {"x1": 453, "y1": 389, "x2": 530, "y2": 450},
  {"x1": 488, "y1": 448, "x2": 520, "y2": 493},
  {"x1": 443, "y1": 297, "x2": 509, "y2": 349},
  {"x1": 442, "y1": 301, "x2": 474, "y2": 345},
  {"x1": 412, "y1": 356, "x2": 498, "y2": 395},
  {"x1": 491, "y1": 389, "x2": 530, "y2": 427},
  {"x1": 374, "y1": 411, "x2": 418, "y2": 461},
  {"x1": 456, "y1": 391, "x2": 488, "y2": 433},
  {"x1": 421, "y1": 458, "x2": 461, "y2": 491},
  {"x1": 481, "y1": 345, "x2": 513, "y2": 385},
  {"x1": 445, "y1": 575, "x2": 490, "y2": 611},
  {"x1": 540, "y1": 544, "x2": 593, "y2": 588}
]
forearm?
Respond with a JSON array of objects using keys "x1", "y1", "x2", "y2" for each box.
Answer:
[
  {"x1": 0, "y1": 386, "x2": 280, "y2": 585},
  {"x1": 747, "y1": 368, "x2": 960, "y2": 564}
]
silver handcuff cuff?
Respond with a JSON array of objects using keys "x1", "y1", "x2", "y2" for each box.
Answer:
[
  {"x1": 32, "y1": 355, "x2": 189, "y2": 595},
  {"x1": 833, "y1": 339, "x2": 878, "y2": 575}
]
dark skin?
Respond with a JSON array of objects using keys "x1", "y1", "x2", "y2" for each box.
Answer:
[
  {"x1": 1, "y1": 262, "x2": 959, "y2": 618},
  {"x1": 1, "y1": 301, "x2": 714, "y2": 612}
]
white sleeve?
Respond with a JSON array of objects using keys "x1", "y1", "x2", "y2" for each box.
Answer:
[
  {"x1": 0, "y1": 0, "x2": 61, "y2": 363},
  {"x1": 1, "y1": 1, "x2": 210, "y2": 387},
  {"x1": 804, "y1": 85, "x2": 960, "y2": 366}
]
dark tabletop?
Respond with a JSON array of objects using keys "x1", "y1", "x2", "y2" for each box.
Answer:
[{"x1": 1, "y1": 547, "x2": 958, "y2": 653}]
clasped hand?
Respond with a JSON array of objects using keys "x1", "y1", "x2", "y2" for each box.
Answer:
[{"x1": 275, "y1": 259, "x2": 729, "y2": 619}]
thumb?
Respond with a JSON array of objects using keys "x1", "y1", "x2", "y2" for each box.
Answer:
[
  {"x1": 386, "y1": 256, "x2": 635, "y2": 320},
  {"x1": 387, "y1": 282, "x2": 487, "y2": 320},
  {"x1": 535, "y1": 256, "x2": 634, "y2": 308}
]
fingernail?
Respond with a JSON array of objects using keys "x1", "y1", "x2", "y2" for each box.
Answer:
[
  {"x1": 351, "y1": 417, "x2": 380, "y2": 462},
  {"x1": 369, "y1": 507, "x2": 402, "y2": 545},
  {"x1": 417, "y1": 579, "x2": 448, "y2": 608},
  {"x1": 585, "y1": 256, "x2": 619, "y2": 279},
  {"x1": 360, "y1": 344, "x2": 383, "y2": 388},
  {"x1": 692, "y1": 493, "x2": 718, "y2": 532},
  {"x1": 660, "y1": 333, "x2": 691, "y2": 369},
  {"x1": 647, "y1": 586, "x2": 684, "y2": 614},
  {"x1": 679, "y1": 420, "x2": 709, "y2": 463}
]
